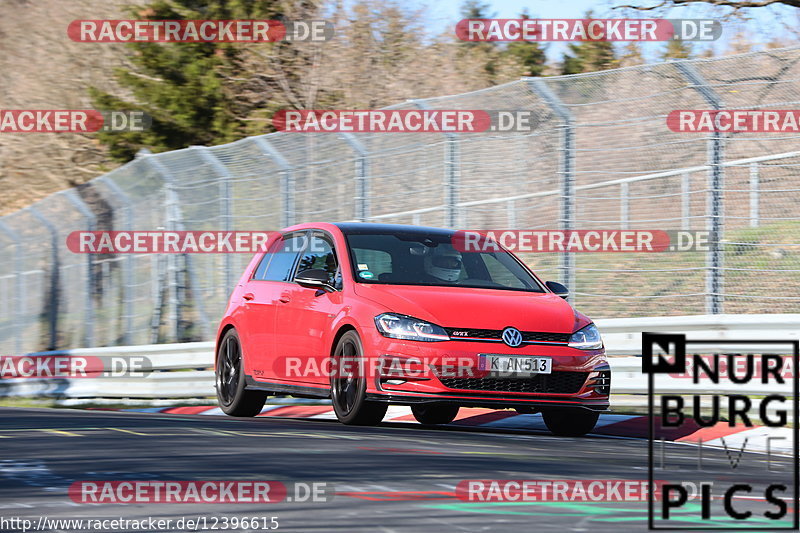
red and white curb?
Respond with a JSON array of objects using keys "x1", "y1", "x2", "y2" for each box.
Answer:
[{"x1": 121, "y1": 404, "x2": 792, "y2": 455}]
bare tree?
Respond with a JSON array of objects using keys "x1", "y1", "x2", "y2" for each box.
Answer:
[
  {"x1": 0, "y1": 0, "x2": 146, "y2": 215},
  {"x1": 616, "y1": 0, "x2": 800, "y2": 9}
]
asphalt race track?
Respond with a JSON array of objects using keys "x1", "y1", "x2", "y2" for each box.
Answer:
[{"x1": 0, "y1": 407, "x2": 794, "y2": 532}]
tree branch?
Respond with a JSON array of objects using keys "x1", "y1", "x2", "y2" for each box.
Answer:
[{"x1": 617, "y1": 0, "x2": 800, "y2": 9}]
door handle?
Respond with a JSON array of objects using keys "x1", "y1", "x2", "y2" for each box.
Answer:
[
  {"x1": 279, "y1": 296, "x2": 291, "y2": 303},
  {"x1": 243, "y1": 293, "x2": 254, "y2": 301}
]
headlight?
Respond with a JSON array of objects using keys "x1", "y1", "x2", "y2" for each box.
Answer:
[
  {"x1": 568, "y1": 324, "x2": 603, "y2": 350},
  {"x1": 374, "y1": 313, "x2": 450, "y2": 342}
]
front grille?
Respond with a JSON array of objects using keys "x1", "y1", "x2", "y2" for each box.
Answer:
[
  {"x1": 439, "y1": 371, "x2": 588, "y2": 394},
  {"x1": 522, "y1": 332, "x2": 570, "y2": 343},
  {"x1": 447, "y1": 328, "x2": 502, "y2": 339},
  {"x1": 444, "y1": 328, "x2": 570, "y2": 344}
]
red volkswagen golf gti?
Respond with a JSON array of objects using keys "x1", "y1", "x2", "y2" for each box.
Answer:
[{"x1": 215, "y1": 223, "x2": 610, "y2": 436}]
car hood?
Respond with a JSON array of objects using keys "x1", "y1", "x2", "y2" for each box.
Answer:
[{"x1": 353, "y1": 283, "x2": 590, "y2": 333}]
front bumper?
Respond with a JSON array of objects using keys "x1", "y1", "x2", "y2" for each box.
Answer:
[
  {"x1": 363, "y1": 334, "x2": 610, "y2": 410},
  {"x1": 366, "y1": 391, "x2": 609, "y2": 411}
]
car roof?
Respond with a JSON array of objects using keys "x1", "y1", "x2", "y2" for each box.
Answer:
[{"x1": 332, "y1": 222, "x2": 456, "y2": 236}]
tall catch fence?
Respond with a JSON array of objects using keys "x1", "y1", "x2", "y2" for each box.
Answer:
[{"x1": 2, "y1": 46, "x2": 800, "y2": 353}]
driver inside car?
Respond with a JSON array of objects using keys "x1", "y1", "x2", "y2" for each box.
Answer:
[{"x1": 422, "y1": 247, "x2": 463, "y2": 282}]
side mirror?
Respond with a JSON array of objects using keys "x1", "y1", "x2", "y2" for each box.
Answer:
[
  {"x1": 295, "y1": 269, "x2": 334, "y2": 291},
  {"x1": 545, "y1": 281, "x2": 569, "y2": 299}
]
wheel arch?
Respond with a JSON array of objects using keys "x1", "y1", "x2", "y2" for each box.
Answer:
[
  {"x1": 329, "y1": 324, "x2": 359, "y2": 357},
  {"x1": 215, "y1": 324, "x2": 237, "y2": 371}
]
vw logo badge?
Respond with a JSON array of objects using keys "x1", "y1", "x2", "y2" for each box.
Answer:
[{"x1": 502, "y1": 327, "x2": 523, "y2": 347}]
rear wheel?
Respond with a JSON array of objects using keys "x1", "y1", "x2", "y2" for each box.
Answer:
[
  {"x1": 216, "y1": 329, "x2": 267, "y2": 417},
  {"x1": 330, "y1": 331, "x2": 387, "y2": 426},
  {"x1": 411, "y1": 403, "x2": 460, "y2": 425},
  {"x1": 541, "y1": 407, "x2": 599, "y2": 437}
]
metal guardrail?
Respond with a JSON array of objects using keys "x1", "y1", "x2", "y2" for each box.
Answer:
[
  {"x1": 0, "y1": 342, "x2": 213, "y2": 400},
  {"x1": 1, "y1": 314, "x2": 797, "y2": 402},
  {"x1": 597, "y1": 313, "x2": 800, "y2": 356}
]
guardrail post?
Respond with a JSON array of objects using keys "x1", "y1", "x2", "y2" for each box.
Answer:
[
  {"x1": 191, "y1": 146, "x2": 235, "y2": 290},
  {"x1": 411, "y1": 99, "x2": 460, "y2": 227},
  {"x1": 64, "y1": 190, "x2": 96, "y2": 347},
  {"x1": 97, "y1": 176, "x2": 134, "y2": 345},
  {"x1": 252, "y1": 137, "x2": 295, "y2": 227},
  {"x1": 338, "y1": 133, "x2": 369, "y2": 222},
  {"x1": 528, "y1": 79, "x2": 576, "y2": 297},
  {"x1": 142, "y1": 152, "x2": 212, "y2": 342},
  {"x1": 749, "y1": 162, "x2": 759, "y2": 228},
  {"x1": 676, "y1": 61, "x2": 725, "y2": 314},
  {"x1": 0, "y1": 221, "x2": 23, "y2": 354},
  {"x1": 27, "y1": 206, "x2": 59, "y2": 350}
]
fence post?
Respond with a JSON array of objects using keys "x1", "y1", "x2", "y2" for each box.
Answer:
[
  {"x1": 64, "y1": 190, "x2": 96, "y2": 347},
  {"x1": 0, "y1": 221, "x2": 23, "y2": 354},
  {"x1": 681, "y1": 172, "x2": 691, "y2": 231},
  {"x1": 528, "y1": 79, "x2": 576, "y2": 297},
  {"x1": 142, "y1": 152, "x2": 213, "y2": 341},
  {"x1": 749, "y1": 162, "x2": 759, "y2": 228},
  {"x1": 620, "y1": 182, "x2": 629, "y2": 230},
  {"x1": 411, "y1": 99, "x2": 460, "y2": 227},
  {"x1": 676, "y1": 61, "x2": 725, "y2": 315},
  {"x1": 252, "y1": 137, "x2": 294, "y2": 227},
  {"x1": 339, "y1": 133, "x2": 369, "y2": 222},
  {"x1": 507, "y1": 200, "x2": 517, "y2": 228},
  {"x1": 27, "y1": 206, "x2": 59, "y2": 350},
  {"x1": 97, "y1": 176, "x2": 134, "y2": 345},
  {"x1": 192, "y1": 146, "x2": 235, "y2": 291}
]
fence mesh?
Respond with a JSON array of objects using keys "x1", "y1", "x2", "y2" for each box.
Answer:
[{"x1": 2, "y1": 46, "x2": 800, "y2": 353}]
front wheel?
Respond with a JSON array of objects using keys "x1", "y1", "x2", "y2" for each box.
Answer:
[
  {"x1": 541, "y1": 407, "x2": 599, "y2": 437},
  {"x1": 330, "y1": 331, "x2": 387, "y2": 426},
  {"x1": 411, "y1": 403, "x2": 459, "y2": 425},
  {"x1": 216, "y1": 329, "x2": 267, "y2": 417}
]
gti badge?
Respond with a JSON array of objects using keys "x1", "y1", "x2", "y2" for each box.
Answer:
[{"x1": 501, "y1": 327, "x2": 523, "y2": 347}]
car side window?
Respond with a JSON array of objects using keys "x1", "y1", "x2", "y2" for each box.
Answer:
[
  {"x1": 294, "y1": 234, "x2": 338, "y2": 286},
  {"x1": 255, "y1": 234, "x2": 305, "y2": 282},
  {"x1": 480, "y1": 253, "x2": 527, "y2": 289},
  {"x1": 352, "y1": 248, "x2": 392, "y2": 278},
  {"x1": 252, "y1": 253, "x2": 271, "y2": 280}
]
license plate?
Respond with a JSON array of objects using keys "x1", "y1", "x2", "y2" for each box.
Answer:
[{"x1": 479, "y1": 354, "x2": 552, "y2": 376}]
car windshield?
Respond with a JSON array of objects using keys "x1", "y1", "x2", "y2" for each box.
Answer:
[{"x1": 343, "y1": 229, "x2": 544, "y2": 292}]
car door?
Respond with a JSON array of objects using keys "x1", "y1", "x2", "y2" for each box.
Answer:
[
  {"x1": 238, "y1": 232, "x2": 306, "y2": 381},
  {"x1": 273, "y1": 231, "x2": 343, "y2": 386}
]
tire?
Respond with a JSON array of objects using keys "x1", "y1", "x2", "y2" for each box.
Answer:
[
  {"x1": 411, "y1": 403, "x2": 459, "y2": 425},
  {"x1": 216, "y1": 329, "x2": 268, "y2": 417},
  {"x1": 541, "y1": 407, "x2": 599, "y2": 437},
  {"x1": 330, "y1": 331, "x2": 387, "y2": 426}
]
